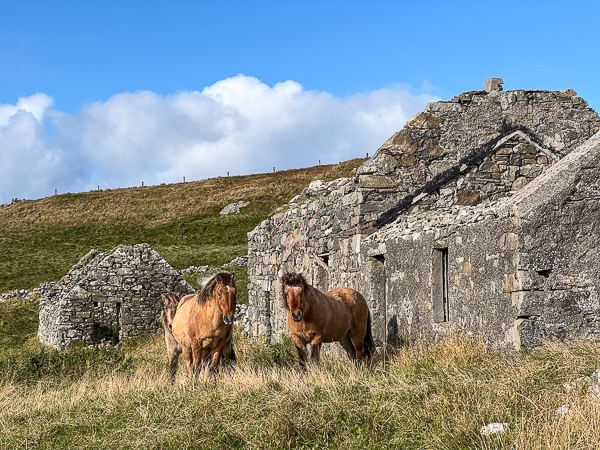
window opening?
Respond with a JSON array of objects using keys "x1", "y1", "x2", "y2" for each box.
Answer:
[
  {"x1": 432, "y1": 248, "x2": 449, "y2": 322},
  {"x1": 370, "y1": 254, "x2": 388, "y2": 346},
  {"x1": 318, "y1": 253, "x2": 330, "y2": 266}
]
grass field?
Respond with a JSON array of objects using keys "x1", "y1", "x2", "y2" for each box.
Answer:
[
  {"x1": 2, "y1": 159, "x2": 600, "y2": 448},
  {"x1": 0, "y1": 159, "x2": 365, "y2": 293},
  {"x1": 1, "y1": 302, "x2": 599, "y2": 449}
]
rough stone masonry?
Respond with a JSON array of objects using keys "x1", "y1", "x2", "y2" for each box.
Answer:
[
  {"x1": 38, "y1": 243, "x2": 194, "y2": 349},
  {"x1": 247, "y1": 79, "x2": 600, "y2": 349}
]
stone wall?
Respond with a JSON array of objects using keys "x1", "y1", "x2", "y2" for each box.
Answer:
[
  {"x1": 361, "y1": 207, "x2": 518, "y2": 347},
  {"x1": 38, "y1": 243, "x2": 194, "y2": 349},
  {"x1": 499, "y1": 132, "x2": 600, "y2": 347},
  {"x1": 247, "y1": 80, "x2": 600, "y2": 345}
]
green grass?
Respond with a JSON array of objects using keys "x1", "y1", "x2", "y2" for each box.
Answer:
[
  {"x1": 0, "y1": 159, "x2": 365, "y2": 292},
  {"x1": 0, "y1": 299, "x2": 39, "y2": 348}
]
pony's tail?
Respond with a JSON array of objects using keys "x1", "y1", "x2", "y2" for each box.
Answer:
[{"x1": 363, "y1": 310, "x2": 375, "y2": 359}]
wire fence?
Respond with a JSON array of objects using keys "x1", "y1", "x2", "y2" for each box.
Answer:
[{"x1": 48, "y1": 153, "x2": 371, "y2": 196}]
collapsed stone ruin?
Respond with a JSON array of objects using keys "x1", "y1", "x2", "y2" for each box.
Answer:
[
  {"x1": 38, "y1": 243, "x2": 194, "y2": 349},
  {"x1": 247, "y1": 78, "x2": 600, "y2": 349}
]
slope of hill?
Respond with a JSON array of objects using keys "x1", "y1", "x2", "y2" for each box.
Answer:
[
  {"x1": 2, "y1": 157, "x2": 600, "y2": 448},
  {"x1": 0, "y1": 159, "x2": 366, "y2": 292}
]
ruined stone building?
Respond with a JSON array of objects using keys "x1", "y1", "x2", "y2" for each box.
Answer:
[
  {"x1": 38, "y1": 243, "x2": 194, "y2": 349},
  {"x1": 247, "y1": 79, "x2": 600, "y2": 349}
]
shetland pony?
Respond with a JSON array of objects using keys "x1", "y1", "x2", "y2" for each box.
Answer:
[
  {"x1": 161, "y1": 292, "x2": 183, "y2": 383},
  {"x1": 281, "y1": 272, "x2": 374, "y2": 368},
  {"x1": 170, "y1": 272, "x2": 237, "y2": 375}
]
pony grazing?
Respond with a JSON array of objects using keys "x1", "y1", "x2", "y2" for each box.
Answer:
[
  {"x1": 170, "y1": 272, "x2": 237, "y2": 375},
  {"x1": 281, "y1": 272, "x2": 374, "y2": 368},
  {"x1": 161, "y1": 292, "x2": 183, "y2": 384}
]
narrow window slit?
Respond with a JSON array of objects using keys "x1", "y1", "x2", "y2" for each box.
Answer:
[{"x1": 432, "y1": 248, "x2": 449, "y2": 323}]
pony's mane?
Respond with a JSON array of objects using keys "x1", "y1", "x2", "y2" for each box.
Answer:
[
  {"x1": 197, "y1": 272, "x2": 237, "y2": 305},
  {"x1": 162, "y1": 292, "x2": 180, "y2": 311},
  {"x1": 280, "y1": 272, "x2": 308, "y2": 310}
]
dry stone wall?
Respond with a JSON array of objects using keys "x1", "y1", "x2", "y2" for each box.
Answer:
[{"x1": 38, "y1": 243, "x2": 194, "y2": 349}]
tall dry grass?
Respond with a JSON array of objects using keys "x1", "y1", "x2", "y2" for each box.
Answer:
[{"x1": 1, "y1": 331, "x2": 599, "y2": 449}]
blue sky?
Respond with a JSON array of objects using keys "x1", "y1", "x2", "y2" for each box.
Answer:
[{"x1": 1, "y1": 0, "x2": 599, "y2": 203}]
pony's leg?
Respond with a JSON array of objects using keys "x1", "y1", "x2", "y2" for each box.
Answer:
[
  {"x1": 339, "y1": 331, "x2": 357, "y2": 360},
  {"x1": 192, "y1": 344, "x2": 205, "y2": 376},
  {"x1": 199, "y1": 348, "x2": 213, "y2": 373},
  {"x1": 296, "y1": 346, "x2": 308, "y2": 369},
  {"x1": 348, "y1": 327, "x2": 367, "y2": 360},
  {"x1": 222, "y1": 337, "x2": 236, "y2": 370},
  {"x1": 167, "y1": 348, "x2": 181, "y2": 384},
  {"x1": 166, "y1": 333, "x2": 182, "y2": 383},
  {"x1": 291, "y1": 335, "x2": 308, "y2": 369},
  {"x1": 208, "y1": 339, "x2": 229, "y2": 374},
  {"x1": 310, "y1": 338, "x2": 323, "y2": 363},
  {"x1": 181, "y1": 346, "x2": 193, "y2": 375}
]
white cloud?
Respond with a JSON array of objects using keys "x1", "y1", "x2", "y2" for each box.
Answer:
[
  {"x1": 0, "y1": 76, "x2": 439, "y2": 204},
  {"x1": 0, "y1": 93, "x2": 88, "y2": 203}
]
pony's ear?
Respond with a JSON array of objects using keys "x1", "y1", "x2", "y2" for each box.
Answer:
[
  {"x1": 216, "y1": 273, "x2": 224, "y2": 284},
  {"x1": 231, "y1": 273, "x2": 237, "y2": 283},
  {"x1": 300, "y1": 275, "x2": 307, "y2": 289},
  {"x1": 161, "y1": 294, "x2": 168, "y2": 304}
]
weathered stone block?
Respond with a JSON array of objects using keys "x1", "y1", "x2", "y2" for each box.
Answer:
[
  {"x1": 358, "y1": 175, "x2": 396, "y2": 188},
  {"x1": 407, "y1": 112, "x2": 444, "y2": 129},
  {"x1": 484, "y1": 78, "x2": 504, "y2": 92},
  {"x1": 514, "y1": 143, "x2": 538, "y2": 155},
  {"x1": 479, "y1": 161, "x2": 500, "y2": 173},
  {"x1": 400, "y1": 154, "x2": 417, "y2": 167},
  {"x1": 518, "y1": 319, "x2": 541, "y2": 348},
  {"x1": 499, "y1": 232, "x2": 519, "y2": 250},
  {"x1": 511, "y1": 177, "x2": 528, "y2": 190}
]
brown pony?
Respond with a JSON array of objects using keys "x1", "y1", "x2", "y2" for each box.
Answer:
[
  {"x1": 161, "y1": 292, "x2": 183, "y2": 383},
  {"x1": 170, "y1": 272, "x2": 237, "y2": 375},
  {"x1": 281, "y1": 272, "x2": 374, "y2": 368}
]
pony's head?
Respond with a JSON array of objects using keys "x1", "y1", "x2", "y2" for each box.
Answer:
[
  {"x1": 200, "y1": 272, "x2": 237, "y2": 325},
  {"x1": 161, "y1": 292, "x2": 180, "y2": 331},
  {"x1": 281, "y1": 272, "x2": 307, "y2": 322}
]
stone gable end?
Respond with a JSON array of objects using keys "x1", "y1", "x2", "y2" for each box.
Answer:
[{"x1": 38, "y1": 243, "x2": 194, "y2": 349}]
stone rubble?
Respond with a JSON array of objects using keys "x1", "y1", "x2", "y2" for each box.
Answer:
[
  {"x1": 220, "y1": 200, "x2": 250, "y2": 215},
  {"x1": 178, "y1": 265, "x2": 214, "y2": 275},
  {"x1": 0, "y1": 283, "x2": 56, "y2": 304},
  {"x1": 480, "y1": 422, "x2": 509, "y2": 437},
  {"x1": 223, "y1": 256, "x2": 248, "y2": 268}
]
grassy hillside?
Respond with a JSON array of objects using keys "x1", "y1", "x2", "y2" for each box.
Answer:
[
  {"x1": 0, "y1": 159, "x2": 365, "y2": 292},
  {"x1": 1, "y1": 158, "x2": 600, "y2": 448}
]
